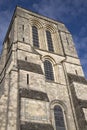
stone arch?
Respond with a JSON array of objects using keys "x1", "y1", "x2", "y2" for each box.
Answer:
[
  {"x1": 44, "y1": 60, "x2": 54, "y2": 81},
  {"x1": 50, "y1": 100, "x2": 67, "y2": 113},
  {"x1": 30, "y1": 18, "x2": 43, "y2": 29},
  {"x1": 42, "y1": 55, "x2": 56, "y2": 65},
  {"x1": 44, "y1": 24, "x2": 57, "y2": 53},
  {"x1": 45, "y1": 24, "x2": 57, "y2": 33},
  {"x1": 30, "y1": 18, "x2": 43, "y2": 48},
  {"x1": 42, "y1": 55, "x2": 56, "y2": 81},
  {"x1": 50, "y1": 100, "x2": 68, "y2": 130}
]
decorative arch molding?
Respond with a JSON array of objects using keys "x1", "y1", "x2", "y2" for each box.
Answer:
[
  {"x1": 50, "y1": 100, "x2": 68, "y2": 130},
  {"x1": 45, "y1": 24, "x2": 57, "y2": 33},
  {"x1": 42, "y1": 55, "x2": 56, "y2": 66},
  {"x1": 50, "y1": 100, "x2": 67, "y2": 114},
  {"x1": 29, "y1": 18, "x2": 43, "y2": 29}
]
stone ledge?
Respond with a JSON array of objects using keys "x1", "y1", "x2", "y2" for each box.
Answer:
[
  {"x1": 19, "y1": 88, "x2": 49, "y2": 102},
  {"x1": 20, "y1": 121, "x2": 54, "y2": 130},
  {"x1": 17, "y1": 60, "x2": 43, "y2": 74},
  {"x1": 78, "y1": 99, "x2": 87, "y2": 108},
  {"x1": 67, "y1": 73, "x2": 87, "y2": 85}
]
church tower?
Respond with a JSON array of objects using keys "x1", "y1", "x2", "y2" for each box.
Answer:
[{"x1": 0, "y1": 6, "x2": 87, "y2": 130}]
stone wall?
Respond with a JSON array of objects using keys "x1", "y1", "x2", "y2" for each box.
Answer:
[{"x1": 0, "y1": 6, "x2": 87, "y2": 130}]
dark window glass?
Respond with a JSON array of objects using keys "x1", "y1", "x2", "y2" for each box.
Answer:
[
  {"x1": 32, "y1": 26, "x2": 39, "y2": 48},
  {"x1": 46, "y1": 30, "x2": 54, "y2": 52},
  {"x1": 27, "y1": 74, "x2": 29, "y2": 85},
  {"x1": 22, "y1": 25, "x2": 24, "y2": 31},
  {"x1": 44, "y1": 60, "x2": 54, "y2": 81},
  {"x1": 23, "y1": 37, "x2": 25, "y2": 42},
  {"x1": 25, "y1": 56, "x2": 27, "y2": 61},
  {"x1": 54, "y1": 106, "x2": 66, "y2": 130}
]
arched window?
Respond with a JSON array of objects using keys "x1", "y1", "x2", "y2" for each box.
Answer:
[
  {"x1": 46, "y1": 30, "x2": 54, "y2": 52},
  {"x1": 54, "y1": 105, "x2": 66, "y2": 130},
  {"x1": 44, "y1": 60, "x2": 54, "y2": 81},
  {"x1": 32, "y1": 26, "x2": 39, "y2": 48}
]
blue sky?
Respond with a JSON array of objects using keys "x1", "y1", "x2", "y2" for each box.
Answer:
[{"x1": 0, "y1": 0, "x2": 87, "y2": 78}]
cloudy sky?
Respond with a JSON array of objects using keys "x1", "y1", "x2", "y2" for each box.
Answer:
[{"x1": 0, "y1": 0, "x2": 87, "y2": 78}]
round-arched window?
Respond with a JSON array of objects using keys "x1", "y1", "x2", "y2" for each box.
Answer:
[
  {"x1": 46, "y1": 30, "x2": 54, "y2": 52},
  {"x1": 32, "y1": 26, "x2": 39, "y2": 48},
  {"x1": 54, "y1": 105, "x2": 66, "y2": 130},
  {"x1": 44, "y1": 60, "x2": 54, "y2": 81}
]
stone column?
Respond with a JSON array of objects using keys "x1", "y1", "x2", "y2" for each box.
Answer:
[
  {"x1": 0, "y1": 73, "x2": 9, "y2": 130},
  {"x1": 6, "y1": 68, "x2": 18, "y2": 130}
]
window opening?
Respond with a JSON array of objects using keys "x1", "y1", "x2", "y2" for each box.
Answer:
[
  {"x1": 23, "y1": 37, "x2": 25, "y2": 42},
  {"x1": 32, "y1": 26, "x2": 39, "y2": 48},
  {"x1": 54, "y1": 105, "x2": 66, "y2": 130},
  {"x1": 25, "y1": 56, "x2": 27, "y2": 61},
  {"x1": 44, "y1": 60, "x2": 54, "y2": 81},
  {"x1": 46, "y1": 30, "x2": 54, "y2": 52},
  {"x1": 27, "y1": 74, "x2": 29, "y2": 85},
  {"x1": 22, "y1": 25, "x2": 24, "y2": 31}
]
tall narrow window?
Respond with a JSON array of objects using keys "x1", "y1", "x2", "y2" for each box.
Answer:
[
  {"x1": 44, "y1": 60, "x2": 54, "y2": 81},
  {"x1": 25, "y1": 56, "x2": 27, "y2": 61},
  {"x1": 54, "y1": 105, "x2": 66, "y2": 130},
  {"x1": 23, "y1": 37, "x2": 25, "y2": 42},
  {"x1": 27, "y1": 74, "x2": 29, "y2": 85},
  {"x1": 46, "y1": 30, "x2": 54, "y2": 52},
  {"x1": 32, "y1": 26, "x2": 39, "y2": 48},
  {"x1": 22, "y1": 25, "x2": 24, "y2": 31}
]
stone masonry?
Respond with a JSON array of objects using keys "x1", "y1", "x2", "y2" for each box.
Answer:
[{"x1": 0, "y1": 6, "x2": 87, "y2": 130}]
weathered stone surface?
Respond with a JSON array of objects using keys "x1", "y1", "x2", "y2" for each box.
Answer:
[
  {"x1": 17, "y1": 60, "x2": 43, "y2": 74},
  {"x1": 78, "y1": 100, "x2": 87, "y2": 108},
  {"x1": 68, "y1": 73, "x2": 87, "y2": 84},
  {"x1": 19, "y1": 88, "x2": 49, "y2": 102},
  {"x1": 0, "y1": 6, "x2": 87, "y2": 130},
  {"x1": 65, "y1": 62, "x2": 84, "y2": 76},
  {"x1": 20, "y1": 98, "x2": 50, "y2": 123},
  {"x1": 68, "y1": 75, "x2": 87, "y2": 130},
  {"x1": 20, "y1": 122, "x2": 54, "y2": 130}
]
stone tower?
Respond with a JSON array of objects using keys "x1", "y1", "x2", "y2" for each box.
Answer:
[{"x1": 0, "y1": 6, "x2": 87, "y2": 130}]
